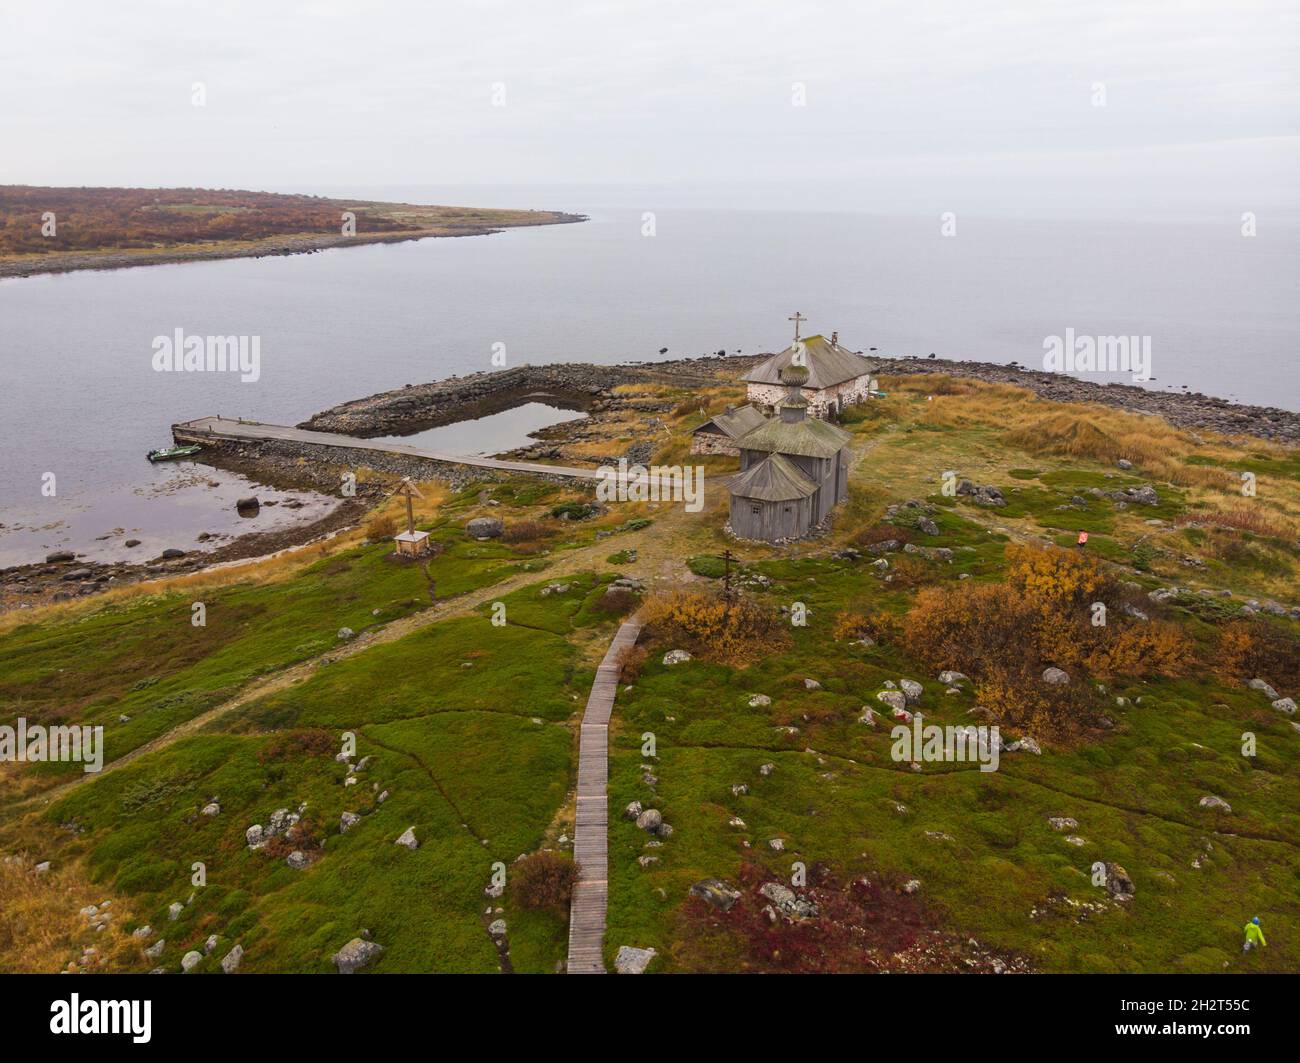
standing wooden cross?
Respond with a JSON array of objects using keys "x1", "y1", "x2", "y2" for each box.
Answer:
[
  {"x1": 788, "y1": 311, "x2": 806, "y2": 342},
  {"x1": 391, "y1": 477, "x2": 424, "y2": 535},
  {"x1": 721, "y1": 548, "x2": 736, "y2": 601}
]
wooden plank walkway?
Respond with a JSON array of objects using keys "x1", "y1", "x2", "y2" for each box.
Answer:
[
  {"x1": 567, "y1": 616, "x2": 642, "y2": 974},
  {"x1": 173, "y1": 416, "x2": 606, "y2": 481}
]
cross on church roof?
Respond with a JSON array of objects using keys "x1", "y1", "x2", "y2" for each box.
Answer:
[{"x1": 788, "y1": 311, "x2": 806, "y2": 342}]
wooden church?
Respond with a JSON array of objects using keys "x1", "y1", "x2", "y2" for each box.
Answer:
[
  {"x1": 741, "y1": 313, "x2": 876, "y2": 420},
  {"x1": 727, "y1": 364, "x2": 852, "y2": 542}
]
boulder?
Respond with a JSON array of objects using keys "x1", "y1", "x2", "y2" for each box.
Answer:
[
  {"x1": 46, "y1": 551, "x2": 76, "y2": 563},
  {"x1": 167, "y1": 902, "x2": 183, "y2": 921},
  {"x1": 1272, "y1": 698, "x2": 1296, "y2": 716},
  {"x1": 204, "y1": 934, "x2": 219, "y2": 954},
  {"x1": 614, "y1": 945, "x2": 658, "y2": 974},
  {"x1": 286, "y1": 850, "x2": 310, "y2": 869},
  {"x1": 220, "y1": 944, "x2": 243, "y2": 974},
  {"x1": 395, "y1": 826, "x2": 419, "y2": 849},
  {"x1": 488, "y1": 919, "x2": 507, "y2": 938},
  {"x1": 624, "y1": 801, "x2": 643, "y2": 820},
  {"x1": 1199, "y1": 795, "x2": 1232, "y2": 813},
  {"x1": 235, "y1": 497, "x2": 259, "y2": 511},
  {"x1": 466, "y1": 517, "x2": 503, "y2": 539},
  {"x1": 181, "y1": 950, "x2": 203, "y2": 973},
  {"x1": 144, "y1": 940, "x2": 165, "y2": 961},
  {"x1": 201, "y1": 802, "x2": 220, "y2": 816},
  {"x1": 937, "y1": 670, "x2": 968, "y2": 686},
  {"x1": 759, "y1": 762, "x2": 775, "y2": 776},
  {"x1": 337, "y1": 627, "x2": 355, "y2": 641},
  {"x1": 689, "y1": 878, "x2": 741, "y2": 912},
  {"x1": 876, "y1": 690, "x2": 908, "y2": 712},
  {"x1": 635, "y1": 809, "x2": 663, "y2": 834},
  {"x1": 899, "y1": 679, "x2": 923, "y2": 703},
  {"x1": 1047, "y1": 817, "x2": 1078, "y2": 831},
  {"x1": 1006, "y1": 736, "x2": 1042, "y2": 755},
  {"x1": 1103, "y1": 862, "x2": 1135, "y2": 900},
  {"x1": 1041, "y1": 667, "x2": 1070, "y2": 686},
  {"x1": 748, "y1": 694, "x2": 772, "y2": 708},
  {"x1": 803, "y1": 678, "x2": 821, "y2": 690},
  {"x1": 662, "y1": 649, "x2": 692, "y2": 666},
  {"x1": 333, "y1": 937, "x2": 384, "y2": 974},
  {"x1": 340, "y1": 811, "x2": 361, "y2": 833},
  {"x1": 1248, "y1": 678, "x2": 1279, "y2": 700}
]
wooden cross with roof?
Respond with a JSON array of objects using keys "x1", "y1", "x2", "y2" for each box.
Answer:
[{"x1": 388, "y1": 477, "x2": 424, "y2": 535}]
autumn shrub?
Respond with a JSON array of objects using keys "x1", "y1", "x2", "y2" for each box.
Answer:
[
  {"x1": 641, "y1": 589, "x2": 789, "y2": 665},
  {"x1": 617, "y1": 643, "x2": 649, "y2": 683},
  {"x1": 594, "y1": 587, "x2": 638, "y2": 615},
  {"x1": 512, "y1": 851, "x2": 578, "y2": 912},
  {"x1": 885, "y1": 554, "x2": 943, "y2": 589},
  {"x1": 502, "y1": 520, "x2": 552, "y2": 543},
  {"x1": 1216, "y1": 619, "x2": 1300, "y2": 689},
  {"x1": 850, "y1": 523, "x2": 914, "y2": 549},
  {"x1": 365, "y1": 512, "x2": 396, "y2": 541},
  {"x1": 1084, "y1": 621, "x2": 1194, "y2": 678},
  {"x1": 257, "y1": 729, "x2": 336, "y2": 763},
  {"x1": 974, "y1": 665, "x2": 1098, "y2": 741}
]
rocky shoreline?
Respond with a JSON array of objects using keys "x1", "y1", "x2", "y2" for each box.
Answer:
[{"x1": 6, "y1": 350, "x2": 1295, "y2": 614}]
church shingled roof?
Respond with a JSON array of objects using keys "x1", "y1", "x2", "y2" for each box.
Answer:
[
  {"x1": 734, "y1": 413, "x2": 851, "y2": 459},
  {"x1": 692, "y1": 403, "x2": 768, "y2": 440},
  {"x1": 741, "y1": 334, "x2": 874, "y2": 390},
  {"x1": 727, "y1": 453, "x2": 819, "y2": 501}
]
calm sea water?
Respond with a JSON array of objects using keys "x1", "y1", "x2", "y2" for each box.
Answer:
[{"x1": 1, "y1": 207, "x2": 1296, "y2": 566}]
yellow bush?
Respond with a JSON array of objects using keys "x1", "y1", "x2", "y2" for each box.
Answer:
[{"x1": 641, "y1": 589, "x2": 789, "y2": 666}]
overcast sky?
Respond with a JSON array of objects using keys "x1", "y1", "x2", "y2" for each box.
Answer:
[{"x1": 2, "y1": 0, "x2": 1297, "y2": 215}]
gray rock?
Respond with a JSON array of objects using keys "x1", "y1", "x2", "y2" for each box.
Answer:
[
  {"x1": 181, "y1": 950, "x2": 203, "y2": 973},
  {"x1": 803, "y1": 677, "x2": 821, "y2": 690},
  {"x1": 899, "y1": 679, "x2": 923, "y2": 703},
  {"x1": 1104, "y1": 862, "x2": 1135, "y2": 900},
  {"x1": 395, "y1": 826, "x2": 418, "y2": 849},
  {"x1": 333, "y1": 937, "x2": 384, "y2": 974},
  {"x1": 337, "y1": 627, "x2": 355, "y2": 641},
  {"x1": 286, "y1": 850, "x2": 310, "y2": 869},
  {"x1": 937, "y1": 670, "x2": 968, "y2": 685},
  {"x1": 759, "y1": 762, "x2": 775, "y2": 776},
  {"x1": 235, "y1": 496, "x2": 259, "y2": 511},
  {"x1": 204, "y1": 934, "x2": 219, "y2": 954},
  {"x1": 1006, "y1": 736, "x2": 1042, "y2": 754},
  {"x1": 876, "y1": 690, "x2": 908, "y2": 712},
  {"x1": 1199, "y1": 795, "x2": 1232, "y2": 813},
  {"x1": 1041, "y1": 667, "x2": 1070, "y2": 686},
  {"x1": 245, "y1": 824, "x2": 265, "y2": 849},
  {"x1": 768, "y1": 838, "x2": 785, "y2": 851},
  {"x1": 487, "y1": 919, "x2": 507, "y2": 937},
  {"x1": 1272, "y1": 698, "x2": 1296, "y2": 716},
  {"x1": 167, "y1": 902, "x2": 183, "y2": 921},
  {"x1": 1249, "y1": 678, "x2": 1279, "y2": 700},
  {"x1": 635, "y1": 809, "x2": 663, "y2": 833},
  {"x1": 1117, "y1": 459, "x2": 1133, "y2": 470},
  {"x1": 132, "y1": 925, "x2": 153, "y2": 940},
  {"x1": 466, "y1": 516, "x2": 504, "y2": 539},
  {"x1": 662, "y1": 649, "x2": 692, "y2": 665},
  {"x1": 1047, "y1": 817, "x2": 1078, "y2": 831},
  {"x1": 144, "y1": 940, "x2": 165, "y2": 960},
  {"x1": 46, "y1": 550, "x2": 76, "y2": 563},
  {"x1": 340, "y1": 811, "x2": 361, "y2": 833},
  {"x1": 624, "y1": 800, "x2": 643, "y2": 820},
  {"x1": 221, "y1": 944, "x2": 243, "y2": 974},
  {"x1": 201, "y1": 802, "x2": 220, "y2": 816},
  {"x1": 689, "y1": 878, "x2": 741, "y2": 912},
  {"x1": 614, "y1": 945, "x2": 657, "y2": 974},
  {"x1": 748, "y1": 694, "x2": 771, "y2": 707}
]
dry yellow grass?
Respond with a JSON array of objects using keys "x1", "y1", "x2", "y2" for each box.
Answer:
[{"x1": 0, "y1": 856, "x2": 137, "y2": 973}]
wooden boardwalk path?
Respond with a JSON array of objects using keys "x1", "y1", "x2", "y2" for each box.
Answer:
[
  {"x1": 173, "y1": 416, "x2": 606, "y2": 481},
  {"x1": 567, "y1": 616, "x2": 642, "y2": 974}
]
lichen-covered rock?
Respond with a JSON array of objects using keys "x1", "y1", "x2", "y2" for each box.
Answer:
[
  {"x1": 333, "y1": 937, "x2": 384, "y2": 974},
  {"x1": 748, "y1": 694, "x2": 771, "y2": 708},
  {"x1": 1199, "y1": 794, "x2": 1232, "y2": 813},
  {"x1": 899, "y1": 679, "x2": 923, "y2": 703},
  {"x1": 689, "y1": 878, "x2": 741, "y2": 912},
  {"x1": 220, "y1": 944, "x2": 243, "y2": 974},
  {"x1": 1041, "y1": 667, "x2": 1070, "y2": 686},
  {"x1": 181, "y1": 950, "x2": 202, "y2": 973},
  {"x1": 1103, "y1": 862, "x2": 1135, "y2": 900},
  {"x1": 1047, "y1": 817, "x2": 1078, "y2": 831},
  {"x1": 1249, "y1": 677, "x2": 1279, "y2": 699},
  {"x1": 1273, "y1": 697, "x2": 1296, "y2": 716},
  {"x1": 937, "y1": 670, "x2": 968, "y2": 686},
  {"x1": 662, "y1": 649, "x2": 692, "y2": 666},
  {"x1": 466, "y1": 516, "x2": 504, "y2": 539},
  {"x1": 877, "y1": 690, "x2": 907, "y2": 712},
  {"x1": 340, "y1": 811, "x2": 361, "y2": 833},
  {"x1": 614, "y1": 945, "x2": 657, "y2": 974},
  {"x1": 624, "y1": 801, "x2": 643, "y2": 820},
  {"x1": 635, "y1": 809, "x2": 663, "y2": 834},
  {"x1": 395, "y1": 826, "x2": 418, "y2": 849}
]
